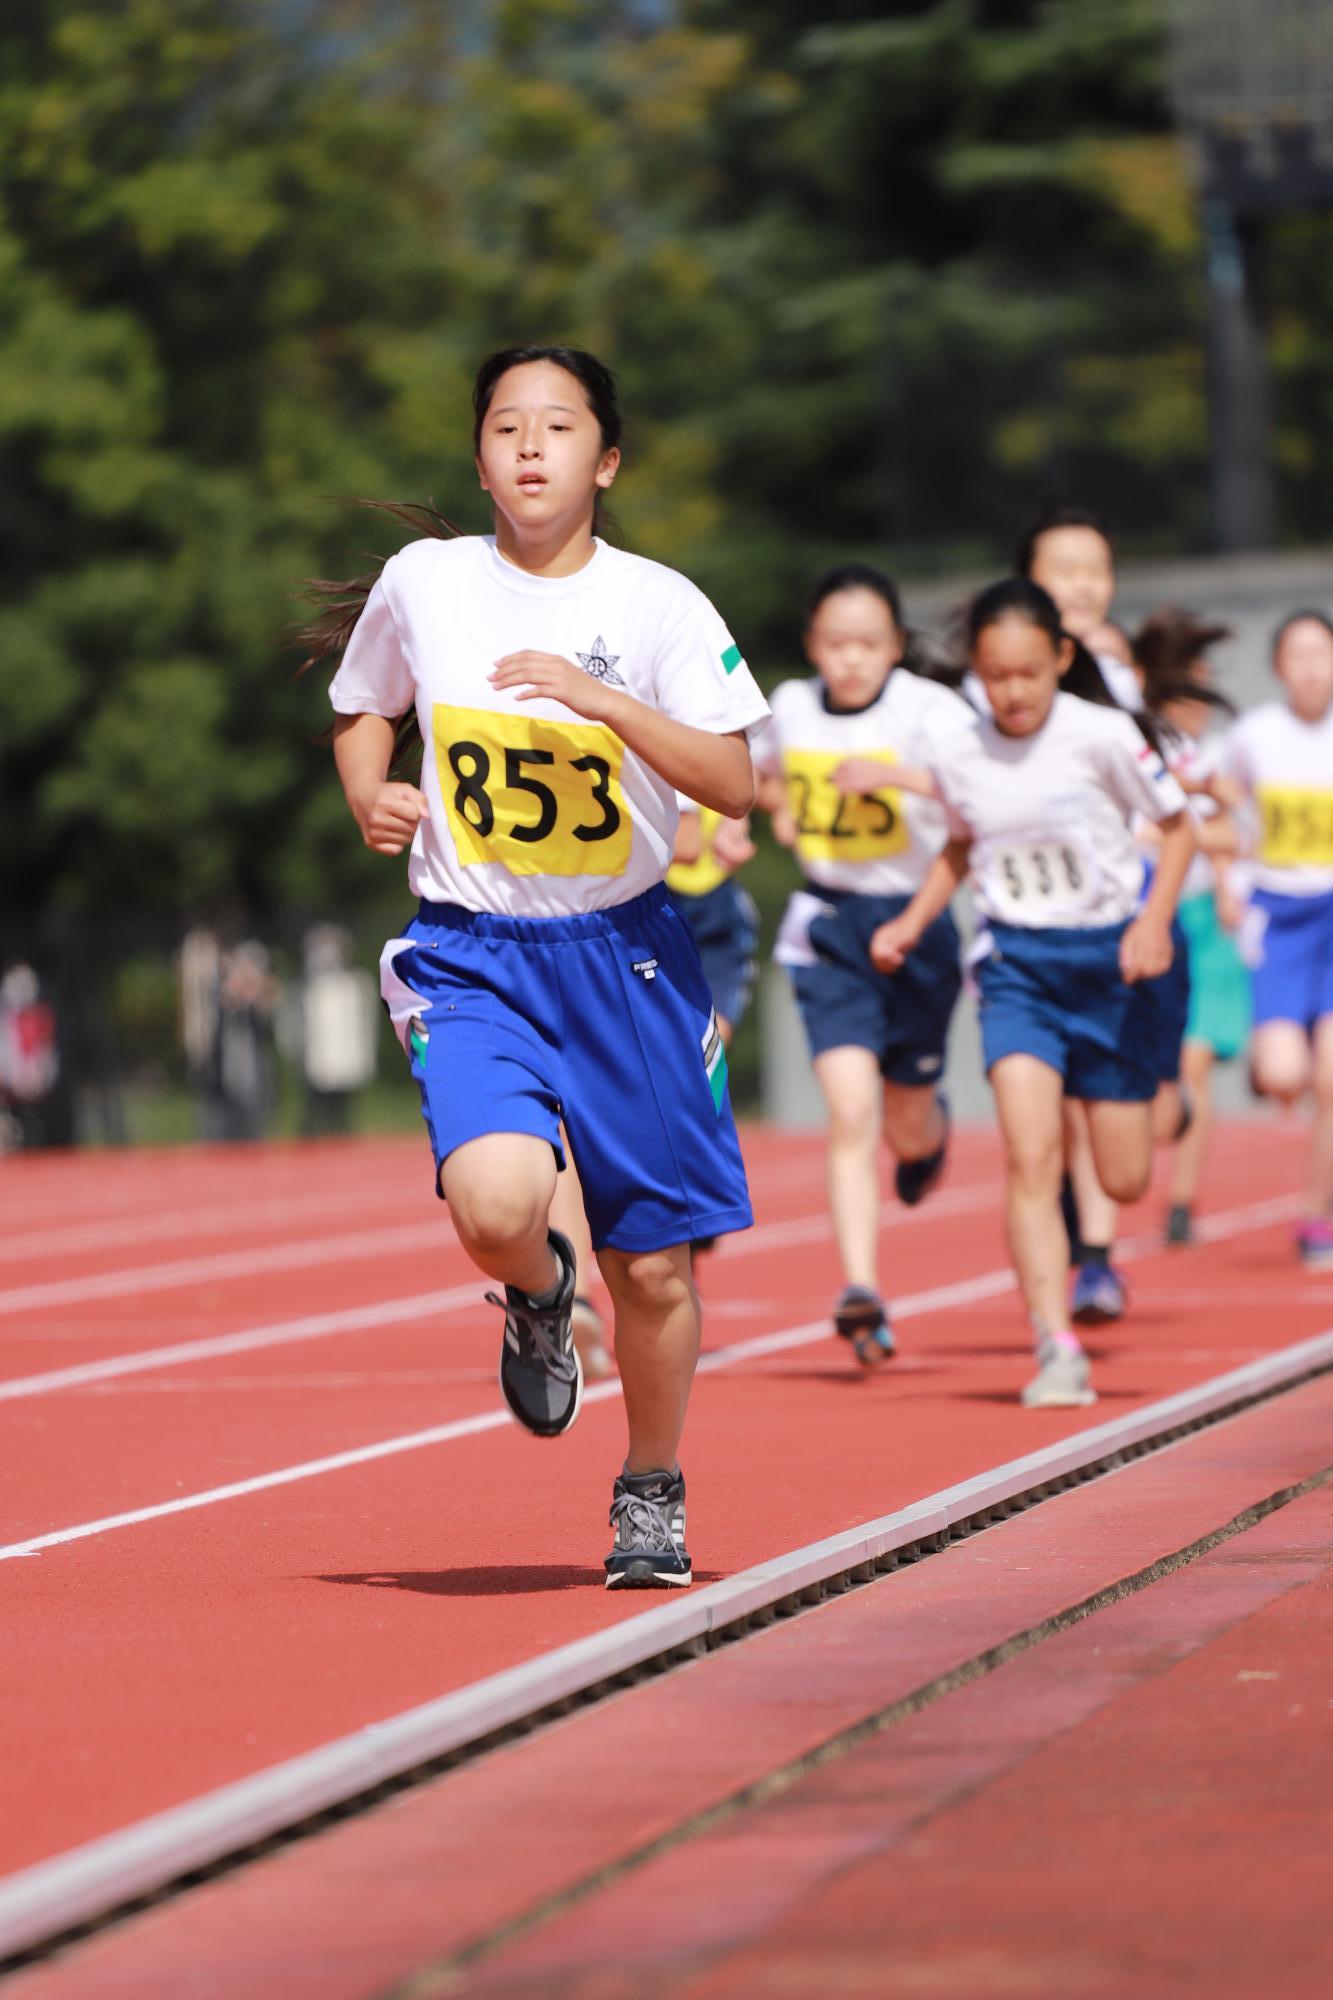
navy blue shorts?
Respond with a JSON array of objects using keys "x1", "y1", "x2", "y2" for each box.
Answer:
[
  {"x1": 381, "y1": 885, "x2": 754, "y2": 1254},
  {"x1": 1140, "y1": 915, "x2": 1191, "y2": 1085},
  {"x1": 977, "y1": 920, "x2": 1158, "y2": 1103},
  {"x1": 790, "y1": 891, "x2": 961, "y2": 1087},
  {"x1": 1250, "y1": 887, "x2": 1333, "y2": 1033},
  {"x1": 666, "y1": 879, "x2": 759, "y2": 1032}
]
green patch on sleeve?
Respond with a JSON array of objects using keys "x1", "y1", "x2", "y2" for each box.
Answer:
[{"x1": 720, "y1": 642, "x2": 743, "y2": 675}]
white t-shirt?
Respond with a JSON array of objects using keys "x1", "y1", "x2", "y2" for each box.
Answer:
[
  {"x1": 1225, "y1": 701, "x2": 1333, "y2": 899},
  {"x1": 329, "y1": 536, "x2": 769, "y2": 917},
  {"x1": 754, "y1": 671, "x2": 972, "y2": 896},
  {"x1": 931, "y1": 693, "x2": 1187, "y2": 929}
]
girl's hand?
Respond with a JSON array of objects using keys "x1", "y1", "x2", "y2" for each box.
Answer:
[
  {"x1": 713, "y1": 815, "x2": 757, "y2": 870},
  {"x1": 1215, "y1": 878, "x2": 1246, "y2": 933},
  {"x1": 350, "y1": 782, "x2": 429, "y2": 856},
  {"x1": 832, "y1": 758, "x2": 938, "y2": 799},
  {"x1": 1119, "y1": 915, "x2": 1172, "y2": 983},
  {"x1": 770, "y1": 805, "x2": 799, "y2": 850},
  {"x1": 490, "y1": 651, "x2": 609, "y2": 720},
  {"x1": 870, "y1": 915, "x2": 921, "y2": 973},
  {"x1": 1206, "y1": 772, "x2": 1244, "y2": 810}
]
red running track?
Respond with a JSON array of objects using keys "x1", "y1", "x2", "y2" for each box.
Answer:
[{"x1": 0, "y1": 1120, "x2": 1326, "y2": 1887}]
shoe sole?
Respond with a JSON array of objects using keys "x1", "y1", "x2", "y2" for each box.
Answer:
[
  {"x1": 853, "y1": 1330, "x2": 897, "y2": 1367},
  {"x1": 605, "y1": 1564, "x2": 693, "y2": 1590},
  {"x1": 497, "y1": 1345, "x2": 585, "y2": 1440},
  {"x1": 1071, "y1": 1299, "x2": 1124, "y2": 1327},
  {"x1": 1022, "y1": 1389, "x2": 1098, "y2": 1408}
]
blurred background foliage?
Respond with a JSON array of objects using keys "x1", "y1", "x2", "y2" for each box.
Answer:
[{"x1": 2, "y1": 0, "x2": 1331, "y2": 1125}]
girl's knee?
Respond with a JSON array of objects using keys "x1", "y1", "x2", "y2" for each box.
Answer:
[
  {"x1": 826, "y1": 1103, "x2": 880, "y2": 1150},
  {"x1": 603, "y1": 1248, "x2": 692, "y2": 1319},
  {"x1": 1004, "y1": 1131, "x2": 1063, "y2": 1192},
  {"x1": 1098, "y1": 1157, "x2": 1151, "y2": 1205},
  {"x1": 445, "y1": 1173, "x2": 549, "y2": 1257}
]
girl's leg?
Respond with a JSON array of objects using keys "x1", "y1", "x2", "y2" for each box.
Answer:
[
  {"x1": 1311, "y1": 1015, "x2": 1333, "y2": 1215},
  {"x1": 598, "y1": 1244, "x2": 699, "y2": 1473},
  {"x1": 881, "y1": 1080, "x2": 947, "y2": 1162},
  {"x1": 547, "y1": 1135, "x2": 615, "y2": 1380},
  {"x1": 1065, "y1": 1099, "x2": 1120, "y2": 1255},
  {"x1": 1169, "y1": 1040, "x2": 1215, "y2": 1212},
  {"x1": 1250, "y1": 1021, "x2": 1312, "y2": 1106},
  {"x1": 441, "y1": 1131, "x2": 559, "y2": 1295},
  {"x1": 1151, "y1": 1079, "x2": 1186, "y2": 1148},
  {"x1": 813, "y1": 1045, "x2": 885, "y2": 1293},
  {"x1": 1083, "y1": 1098, "x2": 1154, "y2": 1207},
  {"x1": 990, "y1": 1055, "x2": 1070, "y2": 1334}
]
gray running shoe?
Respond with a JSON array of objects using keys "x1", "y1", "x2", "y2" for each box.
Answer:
[
  {"x1": 605, "y1": 1466, "x2": 691, "y2": 1589},
  {"x1": 489, "y1": 1229, "x2": 582, "y2": 1438},
  {"x1": 1021, "y1": 1337, "x2": 1096, "y2": 1409}
]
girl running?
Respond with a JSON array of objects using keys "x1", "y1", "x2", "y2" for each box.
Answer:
[
  {"x1": 872, "y1": 579, "x2": 1194, "y2": 1408},
  {"x1": 756, "y1": 564, "x2": 970, "y2": 1364},
  {"x1": 1131, "y1": 609, "x2": 1247, "y2": 1244},
  {"x1": 315, "y1": 344, "x2": 769, "y2": 1588},
  {"x1": 1225, "y1": 611, "x2": 1333, "y2": 1270}
]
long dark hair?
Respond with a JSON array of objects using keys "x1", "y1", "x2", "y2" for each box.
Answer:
[
  {"x1": 806, "y1": 562, "x2": 957, "y2": 684},
  {"x1": 297, "y1": 345, "x2": 623, "y2": 764},
  {"x1": 1133, "y1": 606, "x2": 1235, "y2": 723},
  {"x1": 967, "y1": 577, "x2": 1168, "y2": 756}
]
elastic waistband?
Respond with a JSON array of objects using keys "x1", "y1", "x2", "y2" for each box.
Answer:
[
  {"x1": 988, "y1": 916, "x2": 1130, "y2": 948},
  {"x1": 413, "y1": 881, "x2": 671, "y2": 945},
  {"x1": 804, "y1": 887, "x2": 913, "y2": 918}
]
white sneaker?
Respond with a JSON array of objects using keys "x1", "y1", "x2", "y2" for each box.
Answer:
[{"x1": 1021, "y1": 1337, "x2": 1096, "y2": 1409}]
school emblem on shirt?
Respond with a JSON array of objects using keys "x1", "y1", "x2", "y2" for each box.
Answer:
[{"x1": 575, "y1": 636, "x2": 626, "y2": 687}]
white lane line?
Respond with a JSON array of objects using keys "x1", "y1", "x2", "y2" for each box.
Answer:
[
  {"x1": 0, "y1": 1185, "x2": 418, "y2": 1267},
  {"x1": 0, "y1": 1189, "x2": 1304, "y2": 1562},
  {"x1": 2, "y1": 1326, "x2": 1329, "y2": 1962},
  {"x1": 0, "y1": 1287, "x2": 485, "y2": 1406},
  {"x1": 0, "y1": 1184, "x2": 1000, "y2": 1401}
]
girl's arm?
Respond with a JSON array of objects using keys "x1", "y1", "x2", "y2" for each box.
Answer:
[
  {"x1": 489, "y1": 652, "x2": 754, "y2": 817},
  {"x1": 672, "y1": 809, "x2": 704, "y2": 867},
  {"x1": 1120, "y1": 809, "x2": 1195, "y2": 982},
  {"x1": 869, "y1": 838, "x2": 970, "y2": 972},
  {"x1": 333, "y1": 713, "x2": 429, "y2": 855},
  {"x1": 831, "y1": 757, "x2": 939, "y2": 799}
]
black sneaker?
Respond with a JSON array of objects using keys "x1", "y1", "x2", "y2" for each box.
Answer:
[
  {"x1": 489, "y1": 1229, "x2": 582, "y2": 1438},
  {"x1": 833, "y1": 1284, "x2": 897, "y2": 1366},
  {"x1": 1164, "y1": 1202, "x2": 1194, "y2": 1247},
  {"x1": 894, "y1": 1091, "x2": 950, "y2": 1207},
  {"x1": 605, "y1": 1466, "x2": 691, "y2": 1589}
]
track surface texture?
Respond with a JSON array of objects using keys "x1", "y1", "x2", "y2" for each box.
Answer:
[{"x1": 1, "y1": 1118, "x2": 1329, "y2": 1994}]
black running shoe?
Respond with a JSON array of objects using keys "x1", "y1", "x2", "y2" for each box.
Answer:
[
  {"x1": 894, "y1": 1091, "x2": 950, "y2": 1207},
  {"x1": 1164, "y1": 1202, "x2": 1194, "y2": 1247},
  {"x1": 489, "y1": 1229, "x2": 582, "y2": 1438},
  {"x1": 833, "y1": 1285, "x2": 897, "y2": 1366},
  {"x1": 605, "y1": 1466, "x2": 691, "y2": 1589}
]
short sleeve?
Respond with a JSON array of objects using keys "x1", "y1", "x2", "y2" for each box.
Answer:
[
  {"x1": 328, "y1": 572, "x2": 414, "y2": 719},
  {"x1": 1095, "y1": 712, "x2": 1188, "y2": 823},
  {"x1": 649, "y1": 579, "x2": 770, "y2": 740},
  {"x1": 1222, "y1": 715, "x2": 1256, "y2": 791}
]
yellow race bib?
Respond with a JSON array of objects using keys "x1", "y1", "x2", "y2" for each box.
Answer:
[
  {"x1": 433, "y1": 704, "x2": 632, "y2": 878},
  {"x1": 666, "y1": 809, "x2": 729, "y2": 897},
  {"x1": 782, "y1": 748, "x2": 908, "y2": 863},
  {"x1": 1257, "y1": 785, "x2": 1333, "y2": 869}
]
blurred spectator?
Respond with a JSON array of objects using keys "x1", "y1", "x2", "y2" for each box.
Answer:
[
  {"x1": 0, "y1": 963, "x2": 61, "y2": 1150},
  {"x1": 179, "y1": 929, "x2": 280, "y2": 1141},
  {"x1": 299, "y1": 925, "x2": 378, "y2": 1136}
]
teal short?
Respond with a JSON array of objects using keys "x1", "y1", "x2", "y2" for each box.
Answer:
[{"x1": 1178, "y1": 891, "x2": 1251, "y2": 1060}]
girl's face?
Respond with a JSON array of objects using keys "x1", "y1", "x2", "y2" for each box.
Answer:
[
  {"x1": 1274, "y1": 618, "x2": 1333, "y2": 724},
  {"x1": 804, "y1": 587, "x2": 903, "y2": 709},
  {"x1": 1028, "y1": 526, "x2": 1115, "y2": 642},
  {"x1": 476, "y1": 360, "x2": 619, "y2": 537},
  {"x1": 1159, "y1": 659, "x2": 1214, "y2": 742},
  {"x1": 973, "y1": 613, "x2": 1073, "y2": 738}
]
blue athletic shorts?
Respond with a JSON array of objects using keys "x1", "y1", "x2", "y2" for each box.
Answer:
[
  {"x1": 381, "y1": 885, "x2": 754, "y2": 1253},
  {"x1": 1250, "y1": 887, "x2": 1333, "y2": 1033},
  {"x1": 976, "y1": 920, "x2": 1158, "y2": 1103},
  {"x1": 1139, "y1": 915, "x2": 1191, "y2": 1085},
  {"x1": 790, "y1": 891, "x2": 961, "y2": 1087},
  {"x1": 665, "y1": 879, "x2": 759, "y2": 1033}
]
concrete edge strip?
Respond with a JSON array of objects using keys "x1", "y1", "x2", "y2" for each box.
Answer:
[{"x1": 3, "y1": 1323, "x2": 1330, "y2": 1964}]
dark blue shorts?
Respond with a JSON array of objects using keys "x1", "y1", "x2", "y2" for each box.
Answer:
[
  {"x1": 790, "y1": 891, "x2": 961, "y2": 1087},
  {"x1": 1250, "y1": 887, "x2": 1333, "y2": 1033},
  {"x1": 381, "y1": 885, "x2": 754, "y2": 1254},
  {"x1": 977, "y1": 920, "x2": 1158, "y2": 1103},
  {"x1": 665, "y1": 879, "x2": 759, "y2": 1032},
  {"x1": 1139, "y1": 916, "x2": 1191, "y2": 1085}
]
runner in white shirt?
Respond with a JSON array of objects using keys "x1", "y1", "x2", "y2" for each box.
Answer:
[
  {"x1": 1014, "y1": 505, "x2": 1141, "y2": 1325},
  {"x1": 872, "y1": 578, "x2": 1194, "y2": 1409},
  {"x1": 1225, "y1": 611, "x2": 1333, "y2": 1270},
  {"x1": 754, "y1": 564, "x2": 972, "y2": 1364},
  {"x1": 315, "y1": 344, "x2": 770, "y2": 1589},
  {"x1": 1130, "y1": 610, "x2": 1247, "y2": 1247}
]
